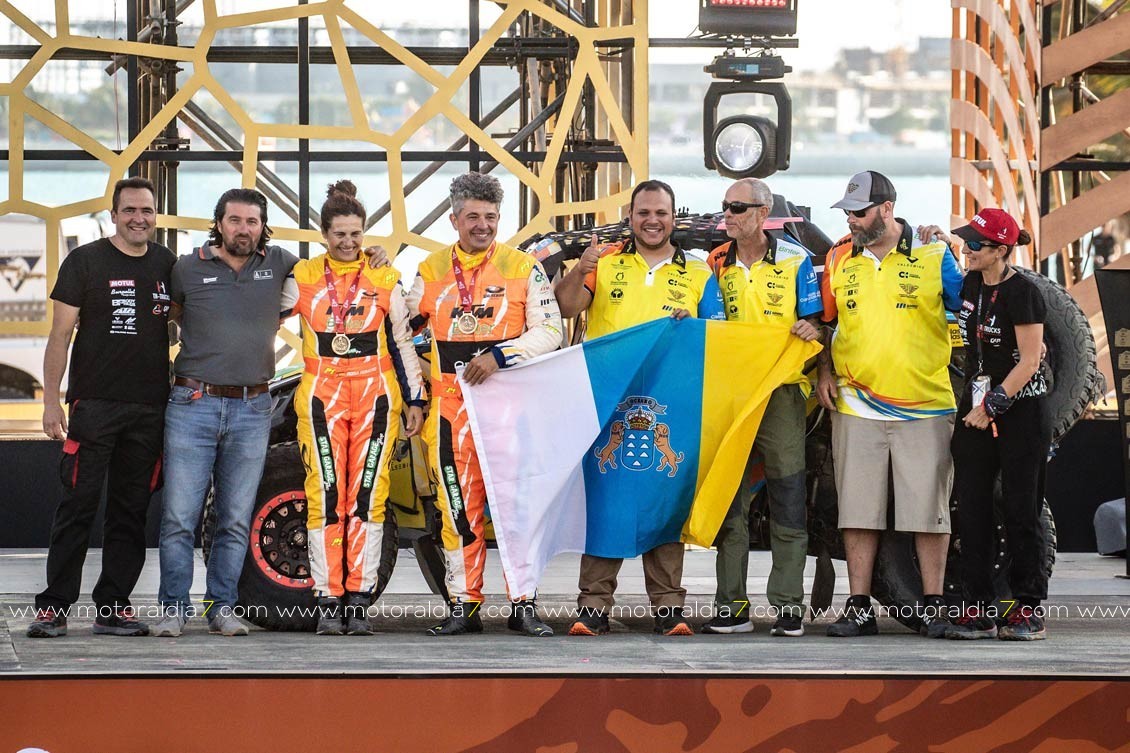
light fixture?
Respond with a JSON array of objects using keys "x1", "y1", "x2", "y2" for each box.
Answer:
[
  {"x1": 703, "y1": 78, "x2": 792, "y2": 179},
  {"x1": 698, "y1": 0, "x2": 798, "y2": 37},
  {"x1": 711, "y1": 115, "x2": 778, "y2": 179}
]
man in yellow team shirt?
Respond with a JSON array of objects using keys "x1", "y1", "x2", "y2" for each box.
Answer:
[
  {"x1": 556, "y1": 180, "x2": 725, "y2": 637},
  {"x1": 703, "y1": 177, "x2": 822, "y2": 637},
  {"x1": 816, "y1": 170, "x2": 964, "y2": 638}
]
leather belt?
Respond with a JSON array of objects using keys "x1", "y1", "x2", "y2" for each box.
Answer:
[{"x1": 173, "y1": 376, "x2": 269, "y2": 399}]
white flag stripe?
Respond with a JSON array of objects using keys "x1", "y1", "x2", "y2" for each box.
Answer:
[{"x1": 462, "y1": 344, "x2": 597, "y2": 597}]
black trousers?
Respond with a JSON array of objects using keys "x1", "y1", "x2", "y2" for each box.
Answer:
[
  {"x1": 951, "y1": 394, "x2": 1050, "y2": 607},
  {"x1": 36, "y1": 399, "x2": 164, "y2": 612}
]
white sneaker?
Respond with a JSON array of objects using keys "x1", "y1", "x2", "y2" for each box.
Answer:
[
  {"x1": 152, "y1": 612, "x2": 187, "y2": 638},
  {"x1": 208, "y1": 612, "x2": 250, "y2": 636}
]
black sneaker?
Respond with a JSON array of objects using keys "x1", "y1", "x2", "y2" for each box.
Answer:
[
  {"x1": 998, "y1": 606, "x2": 1046, "y2": 641},
  {"x1": 27, "y1": 607, "x2": 68, "y2": 638},
  {"x1": 919, "y1": 595, "x2": 952, "y2": 639},
  {"x1": 700, "y1": 613, "x2": 754, "y2": 634},
  {"x1": 315, "y1": 596, "x2": 344, "y2": 636},
  {"x1": 427, "y1": 602, "x2": 484, "y2": 636},
  {"x1": 827, "y1": 596, "x2": 878, "y2": 637},
  {"x1": 770, "y1": 613, "x2": 805, "y2": 637},
  {"x1": 92, "y1": 607, "x2": 149, "y2": 636},
  {"x1": 568, "y1": 606, "x2": 610, "y2": 636},
  {"x1": 654, "y1": 606, "x2": 694, "y2": 636},
  {"x1": 945, "y1": 606, "x2": 999, "y2": 640},
  {"x1": 507, "y1": 600, "x2": 553, "y2": 637},
  {"x1": 344, "y1": 592, "x2": 373, "y2": 636}
]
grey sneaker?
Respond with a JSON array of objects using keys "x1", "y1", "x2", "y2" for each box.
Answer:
[
  {"x1": 152, "y1": 611, "x2": 187, "y2": 638},
  {"x1": 208, "y1": 611, "x2": 250, "y2": 636}
]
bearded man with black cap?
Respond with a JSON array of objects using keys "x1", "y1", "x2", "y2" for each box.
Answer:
[{"x1": 815, "y1": 170, "x2": 964, "y2": 638}]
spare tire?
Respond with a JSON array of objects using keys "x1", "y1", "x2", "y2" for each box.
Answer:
[
  {"x1": 1014, "y1": 267, "x2": 1104, "y2": 442},
  {"x1": 205, "y1": 441, "x2": 399, "y2": 631}
]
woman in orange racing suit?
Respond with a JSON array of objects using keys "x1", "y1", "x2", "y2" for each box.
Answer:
[{"x1": 290, "y1": 180, "x2": 425, "y2": 635}]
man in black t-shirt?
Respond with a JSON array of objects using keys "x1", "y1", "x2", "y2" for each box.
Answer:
[{"x1": 27, "y1": 177, "x2": 176, "y2": 639}]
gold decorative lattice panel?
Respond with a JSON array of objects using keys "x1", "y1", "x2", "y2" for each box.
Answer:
[{"x1": 0, "y1": 0, "x2": 649, "y2": 336}]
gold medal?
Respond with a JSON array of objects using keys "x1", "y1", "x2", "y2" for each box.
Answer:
[
  {"x1": 457, "y1": 312, "x2": 479, "y2": 335},
  {"x1": 331, "y1": 333, "x2": 351, "y2": 355}
]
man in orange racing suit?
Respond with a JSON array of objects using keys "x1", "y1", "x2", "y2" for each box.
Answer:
[
  {"x1": 407, "y1": 172, "x2": 563, "y2": 636},
  {"x1": 292, "y1": 180, "x2": 425, "y2": 635}
]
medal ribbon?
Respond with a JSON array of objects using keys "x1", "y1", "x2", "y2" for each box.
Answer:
[
  {"x1": 450, "y1": 241, "x2": 497, "y2": 315},
  {"x1": 323, "y1": 259, "x2": 363, "y2": 335}
]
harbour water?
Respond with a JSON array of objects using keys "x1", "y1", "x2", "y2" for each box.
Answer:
[{"x1": 0, "y1": 151, "x2": 950, "y2": 254}]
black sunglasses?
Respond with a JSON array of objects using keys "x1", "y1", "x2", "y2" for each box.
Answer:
[
  {"x1": 965, "y1": 239, "x2": 1007, "y2": 251},
  {"x1": 722, "y1": 200, "x2": 766, "y2": 215},
  {"x1": 843, "y1": 204, "x2": 878, "y2": 218}
]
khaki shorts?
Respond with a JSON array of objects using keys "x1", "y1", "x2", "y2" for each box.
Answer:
[{"x1": 831, "y1": 412, "x2": 954, "y2": 533}]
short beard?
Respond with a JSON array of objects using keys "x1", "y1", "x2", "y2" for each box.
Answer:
[
  {"x1": 634, "y1": 232, "x2": 672, "y2": 253},
  {"x1": 224, "y1": 238, "x2": 256, "y2": 257},
  {"x1": 851, "y1": 215, "x2": 886, "y2": 247}
]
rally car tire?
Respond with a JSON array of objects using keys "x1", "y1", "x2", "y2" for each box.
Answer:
[
  {"x1": 203, "y1": 441, "x2": 399, "y2": 631},
  {"x1": 1013, "y1": 267, "x2": 1104, "y2": 443}
]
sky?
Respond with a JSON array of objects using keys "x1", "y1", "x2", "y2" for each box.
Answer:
[
  {"x1": 348, "y1": 0, "x2": 955, "y2": 70},
  {"x1": 50, "y1": 1, "x2": 955, "y2": 72}
]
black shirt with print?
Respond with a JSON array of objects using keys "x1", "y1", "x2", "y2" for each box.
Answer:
[
  {"x1": 955, "y1": 270, "x2": 1048, "y2": 400},
  {"x1": 50, "y1": 238, "x2": 176, "y2": 404}
]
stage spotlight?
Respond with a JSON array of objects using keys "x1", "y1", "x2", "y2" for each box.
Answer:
[
  {"x1": 703, "y1": 77, "x2": 792, "y2": 179},
  {"x1": 711, "y1": 115, "x2": 778, "y2": 179}
]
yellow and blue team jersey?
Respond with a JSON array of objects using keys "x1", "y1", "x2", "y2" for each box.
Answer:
[
  {"x1": 708, "y1": 232, "x2": 823, "y2": 395},
  {"x1": 820, "y1": 219, "x2": 964, "y2": 420},
  {"x1": 707, "y1": 233, "x2": 822, "y2": 325},
  {"x1": 583, "y1": 240, "x2": 725, "y2": 340}
]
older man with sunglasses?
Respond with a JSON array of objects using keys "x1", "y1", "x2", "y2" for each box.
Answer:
[
  {"x1": 701, "y1": 178, "x2": 822, "y2": 637},
  {"x1": 815, "y1": 170, "x2": 963, "y2": 638}
]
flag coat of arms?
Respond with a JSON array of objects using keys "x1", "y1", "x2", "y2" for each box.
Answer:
[{"x1": 461, "y1": 317, "x2": 821, "y2": 597}]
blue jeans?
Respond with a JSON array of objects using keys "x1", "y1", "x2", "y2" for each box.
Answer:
[{"x1": 158, "y1": 386, "x2": 271, "y2": 617}]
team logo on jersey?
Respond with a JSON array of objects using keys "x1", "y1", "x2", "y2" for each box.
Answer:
[
  {"x1": 610, "y1": 288, "x2": 624, "y2": 301},
  {"x1": 766, "y1": 293, "x2": 783, "y2": 305},
  {"x1": 593, "y1": 396, "x2": 683, "y2": 477},
  {"x1": 668, "y1": 289, "x2": 686, "y2": 303},
  {"x1": 899, "y1": 283, "x2": 919, "y2": 295}
]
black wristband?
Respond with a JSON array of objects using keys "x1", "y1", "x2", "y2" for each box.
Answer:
[{"x1": 983, "y1": 385, "x2": 1013, "y2": 418}]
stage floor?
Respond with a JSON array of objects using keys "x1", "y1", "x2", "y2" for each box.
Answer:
[{"x1": 2, "y1": 549, "x2": 1127, "y2": 676}]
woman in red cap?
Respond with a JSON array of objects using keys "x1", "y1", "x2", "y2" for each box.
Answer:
[{"x1": 918, "y1": 208, "x2": 1049, "y2": 641}]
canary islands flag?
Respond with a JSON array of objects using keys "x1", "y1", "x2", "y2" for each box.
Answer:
[{"x1": 461, "y1": 317, "x2": 821, "y2": 598}]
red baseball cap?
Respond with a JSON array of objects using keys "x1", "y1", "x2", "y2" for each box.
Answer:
[{"x1": 953, "y1": 208, "x2": 1021, "y2": 245}]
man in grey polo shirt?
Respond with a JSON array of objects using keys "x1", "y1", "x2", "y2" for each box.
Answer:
[{"x1": 154, "y1": 188, "x2": 298, "y2": 637}]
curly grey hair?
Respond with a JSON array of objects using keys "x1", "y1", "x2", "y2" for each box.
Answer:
[{"x1": 450, "y1": 172, "x2": 504, "y2": 215}]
